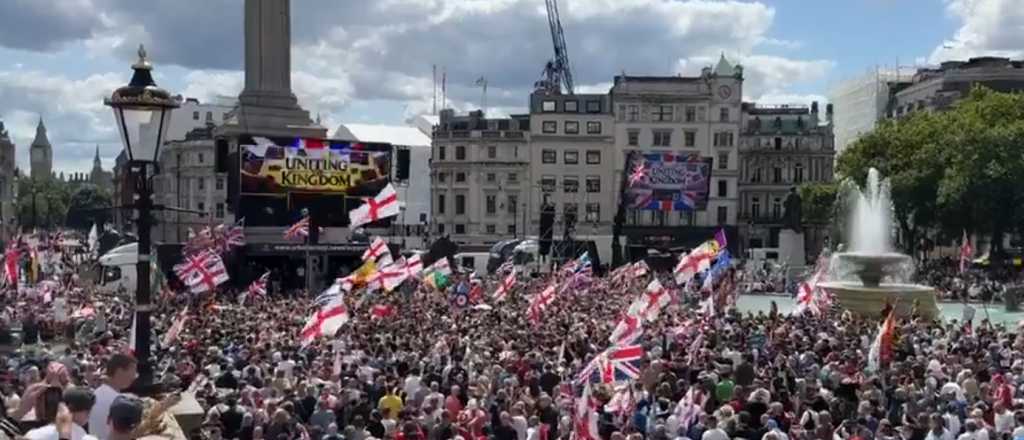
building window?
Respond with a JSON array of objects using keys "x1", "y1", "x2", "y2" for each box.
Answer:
[
  {"x1": 507, "y1": 195, "x2": 518, "y2": 214},
  {"x1": 542, "y1": 149, "x2": 557, "y2": 164},
  {"x1": 653, "y1": 130, "x2": 671, "y2": 147},
  {"x1": 487, "y1": 146, "x2": 496, "y2": 159},
  {"x1": 542, "y1": 121, "x2": 557, "y2": 133},
  {"x1": 455, "y1": 224, "x2": 466, "y2": 234},
  {"x1": 753, "y1": 168, "x2": 762, "y2": 183},
  {"x1": 507, "y1": 224, "x2": 516, "y2": 235},
  {"x1": 543, "y1": 100, "x2": 556, "y2": 112},
  {"x1": 563, "y1": 176, "x2": 579, "y2": 193},
  {"x1": 437, "y1": 194, "x2": 446, "y2": 214},
  {"x1": 205, "y1": 111, "x2": 213, "y2": 122},
  {"x1": 486, "y1": 195, "x2": 497, "y2": 215},
  {"x1": 456, "y1": 172, "x2": 466, "y2": 183},
  {"x1": 565, "y1": 121, "x2": 579, "y2": 134},
  {"x1": 627, "y1": 130, "x2": 639, "y2": 146},
  {"x1": 541, "y1": 176, "x2": 556, "y2": 193},
  {"x1": 486, "y1": 173, "x2": 496, "y2": 183},
  {"x1": 684, "y1": 131, "x2": 696, "y2": 147},
  {"x1": 564, "y1": 150, "x2": 579, "y2": 164},
  {"x1": 564, "y1": 203, "x2": 579, "y2": 225},
  {"x1": 586, "y1": 176, "x2": 601, "y2": 193},
  {"x1": 198, "y1": 153, "x2": 205, "y2": 163},
  {"x1": 719, "y1": 107, "x2": 729, "y2": 122},
  {"x1": 751, "y1": 197, "x2": 760, "y2": 219},
  {"x1": 772, "y1": 198, "x2": 782, "y2": 219},
  {"x1": 718, "y1": 152, "x2": 728, "y2": 170},
  {"x1": 455, "y1": 146, "x2": 466, "y2": 160},
  {"x1": 795, "y1": 163, "x2": 804, "y2": 183},
  {"x1": 192, "y1": 111, "x2": 199, "y2": 120},
  {"x1": 586, "y1": 100, "x2": 602, "y2": 113},
  {"x1": 486, "y1": 224, "x2": 496, "y2": 234},
  {"x1": 455, "y1": 194, "x2": 466, "y2": 215},
  {"x1": 587, "y1": 121, "x2": 602, "y2": 134},
  {"x1": 507, "y1": 172, "x2": 518, "y2": 183},
  {"x1": 438, "y1": 146, "x2": 446, "y2": 160},
  {"x1": 654, "y1": 105, "x2": 674, "y2": 122},
  {"x1": 717, "y1": 180, "x2": 727, "y2": 197},
  {"x1": 437, "y1": 172, "x2": 447, "y2": 183},
  {"x1": 197, "y1": 202, "x2": 206, "y2": 213},
  {"x1": 565, "y1": 100, "x2": 578, "y2": 112},
  {"x1": 717, "y1": 206, "x2": 728, "y2": 224},
  {"x1": 216, "y1": 178, "x2": 224, "y2": 190},
  {"x1": 586, "y1": 203, "x2": 600, "y2": 222},
  {"x1": 685, "y1": 106, "x2": 696, "y2": 122},
  {"x1": 437, "y1": 224, "x2": 445, "y2": 234},
  {"x1": 714, "y1": 132, "x2": 734, "y2": 147},
  {"x1": 773, "y1": 166, "x2": 783, "y2": 183},
  {"x1": 774, "y1": 137, "x2": 782, "y2": 150},
  {"x1": 198, "y1": 178, "x2": 205, "y2": 191},
  {"x1": 215, "y1": 203, "x2": 225, "y2": 218},
  {"x1": 586, "y1": 150, "x2": 601, "y2": 164},
  {"x1": 627, "y1": 105, "x2": 639, "y2": 121}
]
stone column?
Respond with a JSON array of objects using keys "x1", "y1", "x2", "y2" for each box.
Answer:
[{"x1": 240, "y1": 0, "x2": 300, "y2": 110}]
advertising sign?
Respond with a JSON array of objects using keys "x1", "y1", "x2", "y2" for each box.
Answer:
[
  {"x1": 623, "y1": 151, "x2": 712, "y2": 211},
  {"x1": 240, "y1": 136, "x2": 391, "y2": 194}
]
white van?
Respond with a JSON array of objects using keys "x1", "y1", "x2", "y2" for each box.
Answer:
[
  {"x1": 97, "y1": 243, "x2": 138, "y2": 294},
  {"x1": 454, "y1": 252, "x2": 490, "y2": 275}
]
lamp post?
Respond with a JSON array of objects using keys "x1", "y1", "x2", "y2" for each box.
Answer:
[{"x1": 104, "y1": 45, "x2": 178, "y2": 393}]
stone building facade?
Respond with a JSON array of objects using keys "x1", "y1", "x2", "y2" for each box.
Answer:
[
  {"x1": 738, "y1": 102, "x2": 835, "y2": 259},
  {"x1": 890, "y1": 57, "x2": 1024, "y2": 118}
]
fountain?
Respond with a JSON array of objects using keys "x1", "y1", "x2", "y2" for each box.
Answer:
[{"x1": 818, "y1": 168, "x2": 940, "y2": 319}]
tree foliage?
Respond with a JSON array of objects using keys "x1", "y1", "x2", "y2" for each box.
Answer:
[
  {"x1": 66, "y1": 185, "x2": 112, "y2": 230},
  {"x1": 836, "y1": 85, "x2": 1024, "y2": 259},
  {"x1": 17, "y1": 177, "x2": 72, "y2": 231}
]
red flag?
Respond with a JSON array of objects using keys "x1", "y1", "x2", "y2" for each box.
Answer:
[
  {"x1": 867, "y1": 309, "x2": 897, "y2": 372},
  {"x1": 959, "y1": 230, "x2": 973, "y2": 273},
  {"x1": 370, "y1": 304, "x2": 395, "y2": 320}
]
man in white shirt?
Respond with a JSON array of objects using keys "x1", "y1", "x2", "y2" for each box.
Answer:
[
  {"x1": 24, "y1": 387, "x2": 97, "y2": 440},
  {"x1": 88, "y1": 354, "x2": 138, "y2": 440}
]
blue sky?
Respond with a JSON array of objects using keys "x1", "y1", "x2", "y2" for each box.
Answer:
[{"x1": 0, "y1": 0, "x2": 1019, "y2": 172}]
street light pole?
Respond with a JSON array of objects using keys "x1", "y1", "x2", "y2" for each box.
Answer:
[{"x1": 105, "y1": 45, "x2": 178, "y2": 395}]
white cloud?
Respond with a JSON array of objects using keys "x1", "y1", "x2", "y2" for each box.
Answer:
[{"x1": 929, "y1": 0, "x2": 1024, "y2": 63}]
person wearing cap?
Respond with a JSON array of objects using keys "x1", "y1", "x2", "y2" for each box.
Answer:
[
  {"x1": 24, "y1": 387, "x2": 96, "y2": 440},
  {"x1": 106, "y1": 395, "x2": 143, "y2": 440},
  {"x1": 88, "y1": 354, "x2": 137, "y2": 440}
]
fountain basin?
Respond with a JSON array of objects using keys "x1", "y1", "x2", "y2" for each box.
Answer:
[
  {"x1": 835, "y1": 252, "x2": 911, "y2": 287},
  {"x1": 818, "y1": 281, "x2": 939, "y2": 320}
]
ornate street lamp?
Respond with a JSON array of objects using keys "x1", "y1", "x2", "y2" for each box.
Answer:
[{"x1": 104, "y1": 45, "x2": 179, "y2": 393}]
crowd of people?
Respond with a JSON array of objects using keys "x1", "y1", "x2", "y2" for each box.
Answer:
[
  {"x1": 912, "y1": 258, "x2": 1018, "y2": 303},
  {"x1": 4, "y1": 247, "x2": 1024, "y2": 440}
]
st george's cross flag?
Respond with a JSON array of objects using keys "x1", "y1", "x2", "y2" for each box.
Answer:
[
  {"x1": 673, "y1": 241, "x2": 719, "y2": 286},
  {"x1": 362, "y1": 236, "x2": 391, "y2": 263},
  {"x1": 492, "y1": 270, "x2": 517, "y2": 302},
  {"x1": 173, "y1": 249, "x2": 230, "y2": 294},
  {"x1": 349, "y1": 184, "x2": 400, "y2": 229},
  {"x1": 573, "y1": 385, "x2": 603, "y2": 440},
  {"x1": 608, "y1": 313, "x2": 644, "y2": 346},
  {"x1": 527, "y1": 283, "x2": 558, "y2": 325},
  {"x1": 627, "y1": 279, "x2": 673, "y2": 322},
  {"x1": 161, "y1": 306, "x2": 189, "y2": 347},
  {"x1": 300, "y1": 298, "x2": 350, "y2": 346}
]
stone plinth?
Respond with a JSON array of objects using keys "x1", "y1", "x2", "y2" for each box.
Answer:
[{"x1": 778, "y1": 229, "x2": 806, "y2": 268}]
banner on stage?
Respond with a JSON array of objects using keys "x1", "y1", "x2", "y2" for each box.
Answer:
[
  {"x1": 623, "y1": 151, "x2": 713, "y2": 211},
  {"x1": 240, "y1": 136, "x2": 391, "y2": 194}
]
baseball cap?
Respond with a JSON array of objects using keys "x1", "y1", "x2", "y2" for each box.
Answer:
[
  {"x1": 109, "y1": 395, "x2": 144, "y2": 432},
  {"x1": 62, "y1": 387, "x2": 96, "y2": 413}
]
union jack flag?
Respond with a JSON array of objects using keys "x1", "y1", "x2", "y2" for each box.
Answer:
[
  {"x1": 628, "y1": 160, "x2": 647, "y2": 187},
  {"x1": 247, "y1": 271, "x2": 269, "y2": 297},
  {"x1": 576, "y1": 344, "x2": 644, "y2": 385},
  {"x1": 173, "y1": 249, "x2": 230, "y2": 294},
  {"x1": 225, "y1": 218, "x2": 246, "y2": 249},
  {"x1": 284, "y1": 216, "x2": 310, "y2": 240}
]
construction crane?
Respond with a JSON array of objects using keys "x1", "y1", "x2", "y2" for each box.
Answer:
[{"x1": 535, "y1": 0, "x2": 575, "y2": 95}]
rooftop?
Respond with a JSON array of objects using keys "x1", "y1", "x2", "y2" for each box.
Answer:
[{"x1": 334, "y1": 123, "x2": 431, "y2": 147}]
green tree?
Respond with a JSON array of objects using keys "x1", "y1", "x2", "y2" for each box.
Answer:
[
  {"x1": 65, "y1": 185, "x2": 112, "y2": 230},
  {"x1": 17, "y1": 177, "x2": 72, "y2": 231},
  {"x1": 837, "y1": 85, "x2": 1024, "y2": 261}
]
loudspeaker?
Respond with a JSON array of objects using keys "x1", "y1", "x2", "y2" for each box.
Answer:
[
  {"x1": 396, "y1": 149, "x2": 410, "y2": 181},
  {"x1": 539, "y1": 203, "x2": 555, "y2": 256},
  {"x1": 215, "y1": 139, "x2": 229, "y2": 173}
]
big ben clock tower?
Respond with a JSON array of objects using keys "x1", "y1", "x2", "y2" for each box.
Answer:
[{"x1": 29, "y1": 117, "x2": 53, "y2": 179}]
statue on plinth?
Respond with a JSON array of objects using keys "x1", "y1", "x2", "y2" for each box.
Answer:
[{"x1": 782, "y1": 187, "x2": 802, "y2": 232}]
